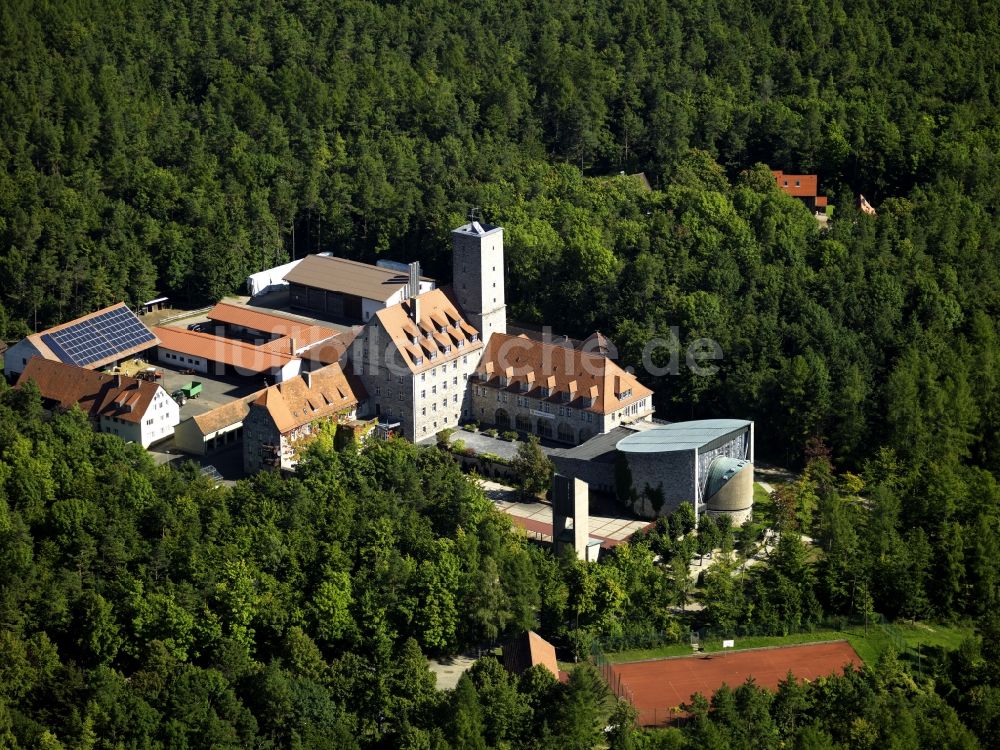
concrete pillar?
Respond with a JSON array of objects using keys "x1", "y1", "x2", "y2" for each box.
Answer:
[{"x1": 552, "y1": 473, "x2": 590, "y2": 561}]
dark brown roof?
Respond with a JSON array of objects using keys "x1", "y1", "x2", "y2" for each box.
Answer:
[
  {"x1": 18, "y1": 358, "x2": 163, "y2": 424},
  {"x1": 502, "y1": 631, "x2": 559, "y2": 679},
  {"x1": 283, "y1": 255, "x2": 433, "y2": 301}
]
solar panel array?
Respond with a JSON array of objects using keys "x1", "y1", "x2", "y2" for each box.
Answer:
[{"x1": 41, "y1": 306, "x2": 157, "y2": 368}]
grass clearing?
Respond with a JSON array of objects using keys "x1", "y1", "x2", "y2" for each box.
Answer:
[
  {"x1": 604, "y1": 621, "x2": 973, "y2": 668},
  {"x1": 752, "y1": 482, "x2": 779, "y2": 527}
]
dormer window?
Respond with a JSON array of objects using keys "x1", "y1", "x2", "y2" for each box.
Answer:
[
  {"x1": 457, "y1": 339, "x2": 465, "y2": 348},
  {"x1": 471, "y1": 333, "x2": 478, "y2": 342},
  {"x1": 438, "y1": 325, "x2": 446, "y2": 334},
  {"x1": 429, "y1": 351, "x2": 438, "y2": 361},
  {"x1": 413, "y1": 356, "x2": 423, "y2": 366},
  {"x1": 540, "y1": 387, "x2": 550, "y2": 398},
  {"x1": 444, "y1": 344, "x2": 452, "y2": 354},
  {"x1": 618, "y1": 388, "x2": 632, "y2": 400},
  {"x1": 411, "y1": 335, "x2": 419, "y2": 345},
  {"x1": 500, "y1": 376, "x2": 509, "y2": 387}
]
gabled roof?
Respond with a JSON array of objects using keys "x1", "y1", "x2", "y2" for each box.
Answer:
[
  {"x1": 373, "y1": 289, "x2": 483, "y2": 373},
  {"x1": 474, "y1": 333, "x2": 652, "y2": 414},
  {"x1": 18, "y1": 358, "x2": 164, "y2": 424},
  {"x1": 302, "y1": 328, "x2": 361, "y2": 366},
  {"x1": 25, "y1": 303, "x2": 159, "y2": 370},
  {"x1": 190, "y1": 391, "x2": 264, "y2": 436},
  {"x1": 152, "y1": 326, "x2": 294, "y2": 373},
  {"x1": 250, "y1": 363, "x2": 363, "y2": 434},
  {"x1": 258, "y1": 325, "x2": 340, "y2": 354},
  {"x1": 501, "y1": 631, "x2": 559, "y2": 679},
  {"x1": 771, "y1": 170, "x2": 819, "y2": 198},
  {"x1": 283, "y1": 255, "x2": 433, "y2": 302},
  {"x1": 207, "y1": 302, "x2": 333, "y2": 336}
]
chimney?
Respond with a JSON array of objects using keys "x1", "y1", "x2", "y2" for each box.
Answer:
[
  {"x1": 113, "y1": 373, "x2": 121, "y2": 388},
  {"x1": 408, "y1": 261, "x2": 420, "y2": 298},
  {"x1": 290, "y1": 337, "x2": 297, "y2": 355},
  {"x1": 407, "y1": 261, "x2": 422, "y2": 323},
  {"x1": 567, "y1": 379, "x2": 577, "y2": 402}
]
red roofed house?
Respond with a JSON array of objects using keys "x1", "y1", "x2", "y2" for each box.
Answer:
[
  {"x1": 17, "y1": 358, "x2": 179, "y2": 448},
  {"x1": 771, "y1": 170, "x2": 828, "y2": 214},
  {"x1": 242, "y1": 363, "x2": 365, "y2": 472}
]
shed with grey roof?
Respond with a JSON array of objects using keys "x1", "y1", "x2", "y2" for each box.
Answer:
[{"x1": 283, "y1": 255, "x2": 434, "y2": 323}]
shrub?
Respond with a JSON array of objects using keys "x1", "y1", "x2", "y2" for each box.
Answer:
[
  {"x1": 484, "y1": 428, "x2": 498, "y2": 438},
  {"x1": 436, "y1": 428, "x2": 455, "y2": 446},
  {"x1": 501, "y1": 430, "x2": 519, "y2": 442}
]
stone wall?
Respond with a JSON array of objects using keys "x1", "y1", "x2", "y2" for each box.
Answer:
[{"x1": 621, "y1": 449, "x2": 698, "y2": 518}]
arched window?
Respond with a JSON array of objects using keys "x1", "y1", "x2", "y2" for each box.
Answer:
[
  {"x1": 537, "y1": 418, "x2": 553, "y2": 438},
  {"x1": 557, "y1": 423, "x2": 575, "y2": 443},
  {"x1": 495, "y1": 408, "x2": 510, "y2": 429}
]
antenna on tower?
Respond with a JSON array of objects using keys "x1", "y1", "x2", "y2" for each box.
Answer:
[{"x1": 468, "y1": 206, "x2": 482, "y2": 223}]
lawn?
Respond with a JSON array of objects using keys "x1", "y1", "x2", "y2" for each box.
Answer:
[
  {"x1": 752, "y1": 482, "x2": 778, "y2": 527},
  {"x1": 603, "y1": 621, "x2": 973, "y2": 668}
]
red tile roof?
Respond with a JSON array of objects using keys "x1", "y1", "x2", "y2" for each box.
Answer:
[
  {"x1": 250, "y1": 363, "x2": 362, "y2": 434},
  {"x1": 207, "y1": 302, "x2": 338, "y2": 343},
  {"x1": 152, "y1": 326, "x2": 294, "y2": 373},
  {"x1": 771, "y1": 170, "x2": 819, "y2": 198},
  {"x1": 373, "y1": 289, "x2": 483, "y2": 374},
  {"x1": 18, "y1": 358, "x2": 163, "y2": 424},
  {"x1": 474, "y1": 333, "x2": 652, "y2": 414}
]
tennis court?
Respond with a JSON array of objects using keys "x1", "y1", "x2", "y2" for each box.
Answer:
[{"x1": 607, "y1": 640, "x2": 862, "y2": 726}]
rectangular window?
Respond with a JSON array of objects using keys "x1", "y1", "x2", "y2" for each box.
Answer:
[
  {"x1": 452, "y1": 377, "x2": 458, "y2": 385},
  {"x1": 421, "y1": 389, "x2": 426, "y2": 399},
  {"x1": 432, "y1": 385, "x2": 437, "y2": 394},
  {"x1": 453, "y1": 394, "x2": 458, "y2": 403}
]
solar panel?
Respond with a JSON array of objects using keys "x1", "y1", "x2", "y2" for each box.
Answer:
[{"x1": 41, "y1": 306, "x2": 157, "y2": 368}]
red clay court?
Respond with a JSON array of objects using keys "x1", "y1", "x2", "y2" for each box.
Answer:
[{"x1": 608, "y1": 640, "x2": 862, "y2": 726}]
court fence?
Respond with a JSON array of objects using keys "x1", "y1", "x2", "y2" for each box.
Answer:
[{"x1": 591, "y1": 612, "x2": 906, "y2": 727}]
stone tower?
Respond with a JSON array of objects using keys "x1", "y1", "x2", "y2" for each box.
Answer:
[{"x1": 452, "y1": 209, "x2": 506, "y2": 347}]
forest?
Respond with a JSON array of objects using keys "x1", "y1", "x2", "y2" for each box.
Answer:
[
  {"x1": 1, "y1": 386, "x2": 997, "y2": 749},
  {"x1": 3, "y1": 0, "x2": 1000, "y2": 746}
]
